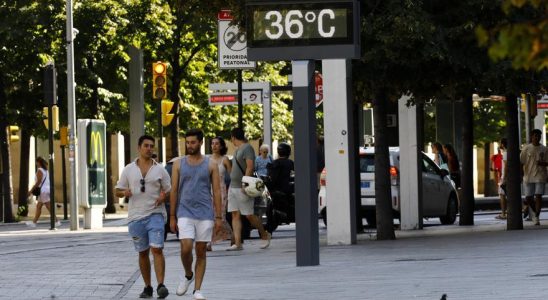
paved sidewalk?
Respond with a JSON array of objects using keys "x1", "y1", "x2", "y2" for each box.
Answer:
[{"x1": 1, "y1": 216, "x2": 548, "y2": 300}]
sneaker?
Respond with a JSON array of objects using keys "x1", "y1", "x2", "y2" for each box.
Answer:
[
  {"x1": 25, "y1": 221, "x2": 36, "y2": 228},
  {"x1": 193, "y1": 290, "x2": 206, "y2": 300},
  {"x1": 157, "y1": 283, "x2": 169, "y2": 299},
  {"x1": 176, "y1": 273, "x2": 194, "y2": 296},
  {"x1": 260, "y1": 232, "x2": 272, "y2": 249},
  {"x1": 139, "y1": 286, "x2": 153, "y2": 298},
  {"x1": 226, "y1": 244, "x2": 243, "y2": 251},
  {"x1": 55, "y1": 221, "x2": 61, "y2": 227}
]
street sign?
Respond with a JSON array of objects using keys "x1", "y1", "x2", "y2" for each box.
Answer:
[
  {"x1": 209, "y1": 90, "x2": 263, "y2": 105},
  {"x1": 315, "y1": 71, "x2": 323, "y2": 107},
  {"x1": 218, "y1": 10, "x2": 256, "y2": 69},
  {"x1": 245, "y1": 0, "x2": 360, "y2": 60}
]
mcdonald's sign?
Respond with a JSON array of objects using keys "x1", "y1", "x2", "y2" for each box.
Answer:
[
  {"x1": 78, "y1": 119, "x2": 107, "y2": 208},
  {"x1": 89, "y1": 131, "x2": 104, "y2": 166}
]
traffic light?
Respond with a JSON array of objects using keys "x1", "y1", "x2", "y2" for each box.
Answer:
[
  {"x1": 152, "y1": 62, "x2": 167, "y2": 100},
  {"x1": 42, "y1": 105, "x2": 59, "y2": 131},
  {"x1": 7, "y1": 125, "x2": 19, "y2": 143},
  {"x1": 161, "y1": 100, "x2": 175, "y2": 127}
]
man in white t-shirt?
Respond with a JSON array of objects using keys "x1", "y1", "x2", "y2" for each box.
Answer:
[
  {"x1": 520, "y1": 129, "x2": 547, "y2": 225},
  {"x1": 115, "y1": 135, "x2": 171, "y2": 299}
]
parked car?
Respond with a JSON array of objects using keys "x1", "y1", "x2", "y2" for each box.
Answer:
[{"x1": 318, "y1": 147, "x2": 458, "y2": 227}]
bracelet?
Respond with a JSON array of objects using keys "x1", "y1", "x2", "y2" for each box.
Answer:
[{"x1": 215, "y1": 216, "x2": 222, "y2": 219}]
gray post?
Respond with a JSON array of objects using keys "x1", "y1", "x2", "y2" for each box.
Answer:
[
  {"x1": 45, "y1": 64, "x2": 57, "y2": 230},
  {"x1": 262, "y1": 84, "x2": 272, "y2": 151},
  {"x1": 66, "y1": 0, "x2": 78, "y2": 230},
  {"x1": 129, "y1": 46, "x2": 145, "y2": 160},
  {"x1": 292, "y1": 60, "x2": 319, "y2": 266}
]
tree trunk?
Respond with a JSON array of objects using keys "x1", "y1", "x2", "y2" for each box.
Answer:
[
  {"x1": 373, "y1": 89, "x2": 395, "y2": 240},
  {"x1": 460, "y1": 95, "x2": 474, "y2": 225},
  {"x1": 105, "y1": 132, "x2": 116, "y2": 213},
  {"x1": 0, "y1": 75, "x2": 15, "y2": 222},
  {"x1": 505, "y1": 93, "x2": 523, "y2": 230},
  {"x1": 17, "y1": 129, "x2": 31, "y2": 217}
]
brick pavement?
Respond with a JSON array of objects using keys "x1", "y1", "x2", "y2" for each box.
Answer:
[{"x1": 1, "y1": 216, "x2": 547, "y2": 300}]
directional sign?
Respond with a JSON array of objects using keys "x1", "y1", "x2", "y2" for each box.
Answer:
[
  {"x1": 218, "y1": 10, "x2": 256, "y2": 69},
  {"x1": 209, "y1": 90, "x2": 263, "y2": 105}
]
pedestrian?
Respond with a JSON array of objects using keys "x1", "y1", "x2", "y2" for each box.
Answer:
[
  {"x1": 169, "y1": 129, "x2": 223, "y2": 300},
  {"x1": 520, "y1": 129, "x2": 547, "y2": 225},
  {"x1": 442, "y1": 144, "x2": 461, "y2": 189},
  {"x1": 26, "y1": 157, "x2": 61, "y2": 228},
  {"x1": 226, "y1": 127, "x2": 271, "y2": 251},
  {"x1": 207, "y1": 136, "x2": 233, "y2": 251},
  {"x1": 433, "y1": 142, "x2": 448, "y2": 170},
  {"x1": 254, "y1": 144, "x2": 272, "y2": 177},
  {"x1": 114, "y1": 135, "x2": 171, "y2": 299},
  {"x1": 491, "y1": 147, "x2": 503, "y2": 186},
  {"x1": 496, "y1": 138, "x2": 508, "y2": 219}
]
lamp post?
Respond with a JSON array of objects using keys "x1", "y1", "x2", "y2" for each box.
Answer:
[{"x1": 66, "y1": 0, "x2": 79, "y2": 230}]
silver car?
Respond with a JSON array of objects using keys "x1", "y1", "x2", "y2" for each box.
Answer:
[{"x1": 318, "y1": 147, "x2": 459, "y2": 227}]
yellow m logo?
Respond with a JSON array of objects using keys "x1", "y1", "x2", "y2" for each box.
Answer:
[{"x1": 89, "y1": 131, "x2": 104, "y2": 166}]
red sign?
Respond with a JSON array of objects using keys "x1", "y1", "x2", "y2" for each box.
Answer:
[
  {"x1": 218, "y1": 10, "x2": 232, "y2": 20},
  {"x1": 538, "y1": 102, "x2": 548, "y2": 109},
  {"x1": 210, "y1": 94, "x2": 237, "y2": 103},
  {"x1": 315, "y1": 72, "x2": 323, "y2": 107}
]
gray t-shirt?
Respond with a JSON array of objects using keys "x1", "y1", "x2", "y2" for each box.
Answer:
[
  {"x1": 230, "y1": 143, "x2": 255, "y2": 188},
  {"x1": 115, "y1": 159, "x2": 172, "y2": 223}
]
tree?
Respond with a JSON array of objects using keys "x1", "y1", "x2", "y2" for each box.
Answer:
[{"x1": 476, "y1": 0, "x2": 547, "y2": 71}]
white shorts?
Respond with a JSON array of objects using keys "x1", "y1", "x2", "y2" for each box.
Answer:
[
  {"x1": 227, "y1": 187, "x2": 254, "y2": 215},
  {"x1": 524, "y1": 182, "x2": 545, "y2": 197},
  {"x1": 38, "y1": 192, "x2": 51, "y2": 203},
  {"x1": 177, "y1": 217, "x2": 214, "y2": 242}
]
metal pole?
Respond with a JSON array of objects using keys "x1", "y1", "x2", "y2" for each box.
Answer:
[
  {"x1": 47, "y1": 107, "x2": 56, "y2": 230},
  {"x1": 158, "y1": 100, "x2": 163, "y2": 163},
  {"x1": 61, "y1": 145, "x2": 68, "y2": 220},
  {"x1": 237, "y1": 70, "x2": 243, "y2": 129},
  {"x1": 66, "y1": 0, "x2": 79, "y2": 230}
]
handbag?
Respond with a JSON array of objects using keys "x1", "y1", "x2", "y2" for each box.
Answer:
[
  {"x1": 234, "y1": 149, "x2": 264, "y2": 196},
  {"x1": 31, "y1": 172, "x2": 47, "y2": 196}
]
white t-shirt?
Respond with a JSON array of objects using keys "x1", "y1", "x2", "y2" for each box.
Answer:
[
  {"x1": 520, "y1": 144, "x2": 548, "y2": 183},
  {"x1": 36, "y1": 168, "x2": 50, "y2": 193},
  {"x1": 115, "y1": 159, "x2": 171, "y2": 223},
  {"x1": 500, "y1": 150, "x2": 507, "y2": 184}
]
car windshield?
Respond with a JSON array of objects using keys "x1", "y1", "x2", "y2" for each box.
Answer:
[{"x1": 360, "y1": 155, "x2": 375, "y2": 173}]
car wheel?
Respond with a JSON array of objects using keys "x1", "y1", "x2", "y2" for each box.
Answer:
[
  {"x1": 440, "y1": 193, "x2": 458, "y2": 225},
  {"x1": 321, "y1": 208, "x2": 327, "y2": 227}
]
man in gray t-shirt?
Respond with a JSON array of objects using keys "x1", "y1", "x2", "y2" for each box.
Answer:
[{"x1": 226, "y1": 128, "x2": 271, "y2": 251}]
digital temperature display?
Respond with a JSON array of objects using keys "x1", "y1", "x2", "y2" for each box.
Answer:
[{"x1": 245, "y1": 0, "x2": 360, "y2": 60}]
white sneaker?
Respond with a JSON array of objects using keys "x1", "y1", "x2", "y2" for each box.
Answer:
[
  {"x1": 260, "y1": 232, "x2": 272, "y2": 249},
  {"x1": 226, "y1": 244, "x2": 243, "y2": 251},
  {"x1": 25, "y1": 221, "x2": 36, "y2": 228},
  {"x1": 176, "y1": 274, "x2": 194, "y2": 296},
  {"x1": 192, "y1": 290, "x2": 206, "y2": 300},
  {"x1": 55, "y1": 221, "x2": 61, "y2": 227}
]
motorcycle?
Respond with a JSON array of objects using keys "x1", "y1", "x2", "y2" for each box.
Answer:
[{"x1": 261, "y1": 175, "x2": 295, "y2": 233}]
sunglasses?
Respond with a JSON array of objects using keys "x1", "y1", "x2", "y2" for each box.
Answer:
[{"x1": 140, "y1": 179, "x2": 145, "y2": 193}]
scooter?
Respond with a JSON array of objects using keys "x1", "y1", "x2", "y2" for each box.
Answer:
[{"x1": 261, "y1": 175, "x2": 295, "y2": 233}]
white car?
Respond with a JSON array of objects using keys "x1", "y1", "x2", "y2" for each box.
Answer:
[{"x1": 318, "y1": 147, "x2": 458, "y2": 227}]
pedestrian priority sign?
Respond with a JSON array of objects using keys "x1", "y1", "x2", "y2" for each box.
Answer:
[{"x1": 218, "y1": 10, "x2": 256, "y2": 70}]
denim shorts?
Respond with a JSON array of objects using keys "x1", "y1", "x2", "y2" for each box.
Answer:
[
  {"x1": 128, "y1": 213, "x2": 165, "y2": 252},
  {"x1": 524, "y1": 182, "x2": 545, "y2": 197}
]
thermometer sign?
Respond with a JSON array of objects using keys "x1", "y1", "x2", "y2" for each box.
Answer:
[{"x1": 246, "y1": 0, "x2": 360, "y2": 60}]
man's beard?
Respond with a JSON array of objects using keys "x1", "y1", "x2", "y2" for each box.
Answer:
[{"x1": 186, "y1": 147, "x2": 199, "y2": 155}]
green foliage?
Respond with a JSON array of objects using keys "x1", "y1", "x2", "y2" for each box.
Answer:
[{"x1": 476, "y1": 0, "x2": 547, "y2": 71}]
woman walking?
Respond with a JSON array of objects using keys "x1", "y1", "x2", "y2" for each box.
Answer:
[
  {"x1": 26, "y1": 157, "x2": 60, "y2": 228},
  {"x1": 207, "y1": 137, "x2": 233, "y2": 250}
]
